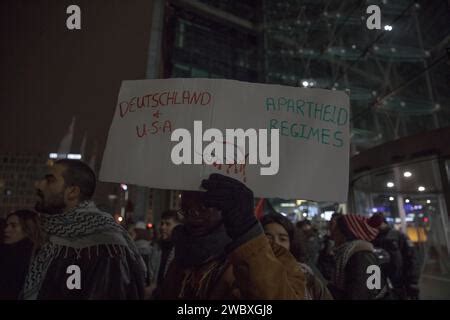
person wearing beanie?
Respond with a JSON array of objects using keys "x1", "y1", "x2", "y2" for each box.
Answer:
[
  {"x1": 328, "y1": 214, "x2": 391, "y2": 300},
  {"x1": 370, "y1": 213, "x2": 420, "y2": 300}
]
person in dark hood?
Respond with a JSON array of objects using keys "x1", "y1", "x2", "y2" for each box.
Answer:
[
  {"x1": 23, "y1": 159, "x2": 146, "y2": 300},
  {"x1": 296, "y1": 219, "x2": 321, "y2": 267},
  {"x1": 261, "y1": 213, "x2": 332, "y2": 300},
  {"x1": 371, "y1": 213, "x2": 420, "y2": 299},
  {"x1": 328, "y1": 214, "x2": 390, "y2": 300},
  {"x1": 156, "y1": 173, "x2": 306, "y2": 300},
  {"x1": 318, "y1": 213, "x2": 342, "y2": 281},
  {"x1": 147, "y1": 209, "x2": 183, "y2": 299},
  {"x1": 0, "y1": 210, "x2": 42, "y2": 299}
]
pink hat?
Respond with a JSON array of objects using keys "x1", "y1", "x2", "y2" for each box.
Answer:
[{"x1": 341, "y1": 214, "x2": 379, "y2": 242}]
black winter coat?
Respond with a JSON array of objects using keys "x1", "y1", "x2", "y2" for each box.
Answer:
[
  {"x1": 0, "y1": 239, "x2": 34, "y2": 299},
  {"x1": 328, "y1": 250, "x2": 390, "y2": 300},
  {"x1": 34, "y1": 243, "x2": 145, "y2": 300}
]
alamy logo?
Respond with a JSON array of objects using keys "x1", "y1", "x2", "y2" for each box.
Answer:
[
  {"x1": 366, "y1": 265, "x2": 381, "y2": 290},
  {"x1": 366, "y1": 5, "x2": 381, "y2": 30},
  {"x1": 66, "y1": 265, "x2": 81, "y2": 290},
  {"x1": 66, "y1": 5, "x2": 81, "y2": 30},
  {"x1": 170, "y1": 121, "x2": 280, "y2": 175}
]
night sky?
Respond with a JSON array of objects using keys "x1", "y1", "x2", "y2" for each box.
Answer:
[{"x1": 1, "y1": 0, "x2": 154, "y2": 165}]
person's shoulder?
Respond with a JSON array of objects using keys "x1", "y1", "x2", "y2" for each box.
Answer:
[{"x1": 348, "y1": 249, "x2": 378, "y2": 266}]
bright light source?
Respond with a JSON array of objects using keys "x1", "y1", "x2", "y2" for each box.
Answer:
[
  {"x1": 120, "y1": 184, "x2": 128, "y2": 191},
  {"x1": 384, "y1": 25, "x2": 393, "y2": 31},
  {"x1": 280, "y1": 203, "x2": 296, "y2": 207},
  {"x1": 302, "y1": 212, "x2": 308, "y2": 217},
  {"x1": 372, "y1": 208, "x2": 378, "y2": 213},
  {"x1": 280, "y1": 212, "x2": 287, "y2": 217},
  {"x1": 320, "y1": 213, "x2": 325, "y2": 218},
  {"x1": 296, "y1": 200, "x2": 306, "y2": 206},
  {"x1": 147, "y1": 223, "x2": 153, "y2": 228},
  {"x1": 49, "y1": 153, "x2": 58, "y2": 159},
  {"x1": 418, "y1": 186, "x2": 425, "y2": 192},
  {"x1": 309, "y1": 82, "x2": 314, "y2": 86},
  {"x1": 423, "y1": 217, "x2": 429, "y2": 223},
  {"x1": 67, "y1": 153, "x2": 82, "y2": 160},
  {"x1": 323, "y1": 211, "x2": 334, "y2": 221},
  {"x1": 405, "y1": 199, "x2": 410, "y2": 203},
  {"x1": 118, "y1": 216, "x2": 123, "y2": 222},
  {"x1": 403, "y1": 171, "x2": 412, "y2": 177},
  {"x1": 302, "y1": 81, "x2": 309, "y2": 87},
  {"x1": 387, "y1": 182, "x2": 394, "y2": 188},
  {"x1": 389, "y1": 197, "x2": 395, "y2": 201},
  {"x1": 426, "y1": 199, "x2": 431, "y2": 204}
]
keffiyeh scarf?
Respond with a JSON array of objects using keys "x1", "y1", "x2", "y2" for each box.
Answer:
[
  {"x1": 332, "y1": 240, "x2": 374, "y2": 291},
  {"x1": 22, "y1": 201, "x2": 146, "y2": 300}
]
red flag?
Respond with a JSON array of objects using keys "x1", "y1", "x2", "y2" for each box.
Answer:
[{"x1": 254, "y1": 198, "x2": 265, "y2": 220}]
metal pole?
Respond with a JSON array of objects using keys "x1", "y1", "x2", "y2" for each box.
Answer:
[{"x1": 134, "y1": 0, "x2": 167, "y2": 225}]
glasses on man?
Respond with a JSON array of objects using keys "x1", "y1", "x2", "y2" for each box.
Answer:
[{"x1": 178, "y1": 204, "x2": 208, "y2": 218}]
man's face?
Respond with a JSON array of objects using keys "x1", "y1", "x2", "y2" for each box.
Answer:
[
  {"x1": 160, "y1": 218, "x2": 180, "y2": 241},
  {"x1": 34, "y1": 164, "x2": 68, "y2": 215},
  {"x1": 181, "y1": 191, "x2": 222, "y2": 237}
]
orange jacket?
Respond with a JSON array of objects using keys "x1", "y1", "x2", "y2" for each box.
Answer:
[{"x1": 158, "y1": 233, "x2": 306, "y2": 300}]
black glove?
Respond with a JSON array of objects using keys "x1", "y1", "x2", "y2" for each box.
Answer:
[{"x1": 201, "y1": 173, "x2": 257, "y2": 240}]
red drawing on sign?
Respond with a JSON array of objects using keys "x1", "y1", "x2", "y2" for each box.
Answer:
[{"x1": 195, "y1": 140, "x2": 249, "y2": 183}]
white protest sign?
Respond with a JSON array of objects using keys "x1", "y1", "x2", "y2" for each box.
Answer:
[{"x1": 99, "y1": 78, "x2": 350, "y2": 202}]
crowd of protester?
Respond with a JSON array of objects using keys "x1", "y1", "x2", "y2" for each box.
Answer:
[{"x1": 0, "y1": 159, "x2": 421, "y2": 300}]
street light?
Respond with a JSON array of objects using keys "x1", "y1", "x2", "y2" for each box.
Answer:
[
  {"x1": 403, "y1": 171, "x2": 412, "y2": 177},
  {"x1": 418, "y1": 186, "x2": 425, "y2": 192},
  {"x1": 387, "y1": 182, "x2": 394, "y2": 188}
]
